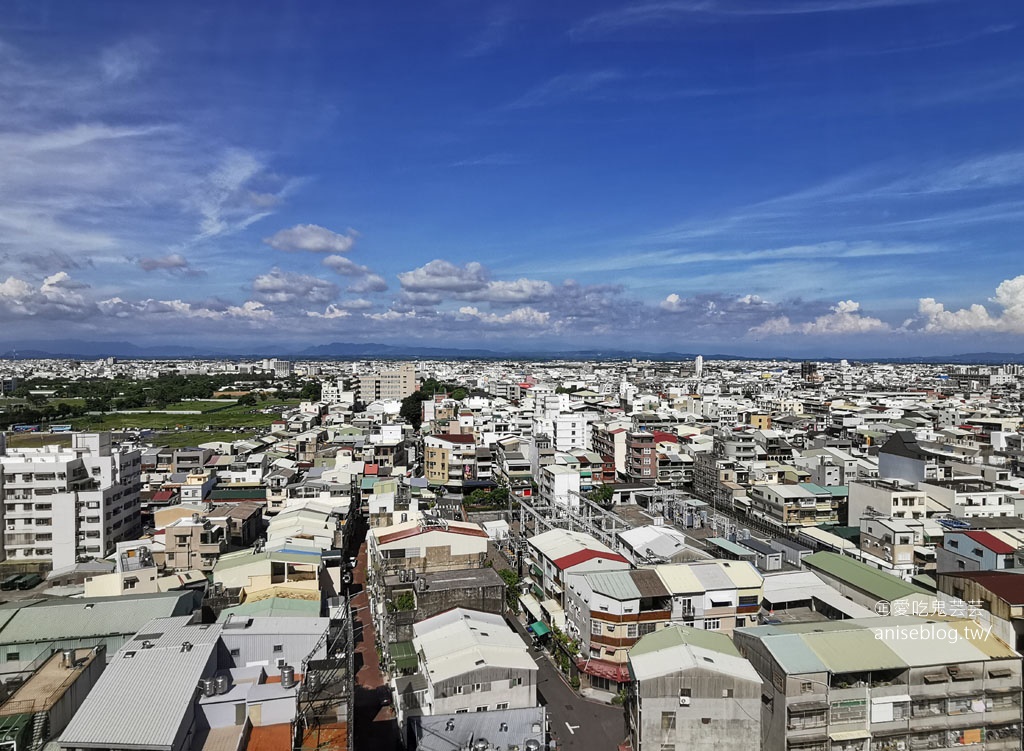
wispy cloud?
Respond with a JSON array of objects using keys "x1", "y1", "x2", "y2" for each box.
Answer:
[
  {"x1": 504, "y1": 70, "x2": 625, "y2": 109},
  {"x1": 572, "y1": 0, "x2": 946, "y2": 37},
  {"x1": 450, "y1": 152, "x2": 522, "y2": 167},
  {"x1": 462, "y1": 10, "x2": 515, "y2": 58}
]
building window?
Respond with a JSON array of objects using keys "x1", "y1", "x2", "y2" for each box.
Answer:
[
  {"x1": 496, "y1": 702, "x2": 509, "y2": 710},
  {"x1": 722, "y1": 688, "x2": 734, "y2": 698},
  {"x1": 230, "y1": 648, "x2": 240, "y2": 657},
  {"x1": 800, "y1": 682, "x2": 814, "y2": 694},
  {"x1": 455, "y1": 686, "x2": 464, "y2": 695},
  {"x1": 639, "y1": 622, "x2": 656, "y2": 636},
  {"x1": 476, "y1": 706, "x2": 488, "y2": 712},
  {"x1": 591, "y1": 620, "x2": 602, "y2": 635},
  {"x1": 6, "y1": 652, "x2": 19, "y2": 662},
  {"x1": 626, "y1": 624, "x2": 638, "y2": 638},
  {"x1": 704, "y1": 618, "x2": 720, "y2": 630},
  {"x1": 661, "y1": 712, "x2": 677, "y2": 730},
  {"x1": 456, "y1": 709, "x2": 468, "y2": 714},
  {"x1": 273, "y1": 644, "x2": 283, "y2": 653}
]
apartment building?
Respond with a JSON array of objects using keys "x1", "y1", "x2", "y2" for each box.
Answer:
[
  {"x1": 591, "y1": 420, "x2": 630, "y2": 478},
  {"x1": 565, "y1": 560, "x2": 763, "y2": 692},
  {"x1": 848, "y1": 479, "x2": 928, "y2": 525},
  {"x1": 626, "y1": 626, "x2": 762, "y2": 751},
  {"x1": 423, "y1": 434, "x2": 478, "y2": 488},
  {"x1": 0, "y1": 432, "x2": 141, "y2": 568},
  {"x1": 920, "y1": 479, "x2": 1020, "y2": 519},
  {"x1": 395, "y1": 609, "x2": 538, "y2": 725},
  {"x1": 537, "y1": 464, "x2": 581, "y2": 511},
  {"x1": 368, "y1": 517, "x2": 489, "y2": 577},
  {"x1": 625, "y1": 431, "x2": 657, "y2": 483},
  {"x1": 747, "y1": 483, "x2": 838, "y2": 530},
  {"x1": 359, "y1": 363, "x2": 417, "y2": 403},
  {"x1": 734, "y1": 616, "x2": 1023, "y2": 751},
  {"x1": 522, "y1": 528, "x2": 630, "y2": 631}
]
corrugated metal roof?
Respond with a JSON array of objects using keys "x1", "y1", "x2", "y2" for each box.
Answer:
[
  {"x1": 652, "y1": 563, "x2": 703, "y2": 594},
  {"x1": 803, "y1": 552, "x2": 930, "y2": 601},
  {"x1": 0, "y1": 592, "x2": 194, "y2": 645},
  {"x1": 691, "y1": 562, "x2": 733, "y2": 591},
  {"x1": 583, "y1": 570, "x2": 639, "y2": 601},
  {"x1": 630, "y1": 568, "x2": 670, "y2": 598},
  {"x1": 803, "y1": 628, "x2": 905, "y2": 672},
  {"x1": 60, "y1": 616, "x2": 219, "y2": 749}
]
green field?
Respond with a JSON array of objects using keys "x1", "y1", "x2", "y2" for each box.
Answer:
[{"x1": 3, "y1": 398, "x2": 301, "y2": 448}]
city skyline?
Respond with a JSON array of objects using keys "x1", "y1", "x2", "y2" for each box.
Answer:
[{"x1": 2, "y1": 0, "x2": 1024, "y2": 356}]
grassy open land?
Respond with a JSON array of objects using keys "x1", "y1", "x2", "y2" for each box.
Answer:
[
  {"x1": 69, "y1": 399, "x2": 301, "y2": 431},
  {"x1": 2, "y1": 399, "x2": 300, "y2": 449}
]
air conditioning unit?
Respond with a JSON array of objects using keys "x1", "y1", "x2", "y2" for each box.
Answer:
[{"x1": 679, "y1": 696, "x2": 691, "y2": 707}]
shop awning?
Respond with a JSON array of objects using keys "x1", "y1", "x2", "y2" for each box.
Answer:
[
  {"x1": 829, "y1": 730, "x2": 871, "y2": 741},
  {"x1": 519, "y1": 593, "x2": 543, "y2": 622},
  {"x1": 576, "y1": 657, "x2": 631, "y2": 684},
  {"x1": 528, "y1": 621, "x2": 552, "y2": 637}
]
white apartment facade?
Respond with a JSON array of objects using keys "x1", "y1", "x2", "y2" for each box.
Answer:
[{"x1": 0, "y1": 433, "x2": 142, "y2": 568}]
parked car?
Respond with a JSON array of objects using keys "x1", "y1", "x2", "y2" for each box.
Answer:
[
  {"x1": 0, "y1": 574, "x2": 22, "y2": 591},
  {"x1": 16, "y1": 574, "x2": 42, "y2": 590}
]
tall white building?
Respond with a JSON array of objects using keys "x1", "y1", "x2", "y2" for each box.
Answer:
[
  {"x1": 0, "y1": 433, "x2": 142, "y2": 569},
  {"x1": 694, "y1": 355, "x2": 703, "y2": 379}
]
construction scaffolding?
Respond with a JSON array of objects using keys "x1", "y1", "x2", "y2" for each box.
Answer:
[{"x1": 292, "y1": 598, "x2": 354, "y2": 751}]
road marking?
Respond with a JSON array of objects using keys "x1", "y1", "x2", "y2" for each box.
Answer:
[{"x1": 565, "y1": 722, "x2": 580, "y2": 735}]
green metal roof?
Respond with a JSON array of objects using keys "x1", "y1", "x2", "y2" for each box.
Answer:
[
  {"x1": 803, "y1": 628, "x2": 905, "y2": 673},
  {"x1": 390, "y1": 640, "x2": 419, "y2": 670},
  {"x1": 706, "y1": 537, "x2": 758, "y2": 557},
  {"x1": 586, "y1": 570, "x2": 642, "y2": 601},
  {"x1": 803, "y1": 552, "x2": 930, "y2": 602},
  {"x1": 629, "y1": 624, "x2": 740, "y2": 658},
  {"x1": 218, "y1": 597, "x2": 320, "y2": 619}
]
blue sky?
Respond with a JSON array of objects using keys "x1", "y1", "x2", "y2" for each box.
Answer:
[{"x1": 2, "y1": 0, "x2": 1024, "y2": 356}]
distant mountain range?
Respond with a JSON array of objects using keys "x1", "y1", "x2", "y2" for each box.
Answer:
[{"x1": 3, "y1": 339, "x2": 1024, "y2": 364}]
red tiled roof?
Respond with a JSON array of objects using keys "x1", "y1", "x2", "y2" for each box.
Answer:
[
  {"x1": 554, "y1": 549, "x2": 630, "y2": 571},
  {"x1": 652, "y1": 431, "x2": 678, "y2": 444},
  {"x1": 364, "y1": 464, "x2": 379, "y2": 475},
  {"x1": 377, "y1": 523, "x2": 488, "y2": 545},
  {"x1": 963, "y1": 530, "x2": 1018, "y2": 555},
  {"x1": 151, "y1": 490, "x2": 176, "y2": 502},
  {"x1": 577, "y1": 657, "x2": 631, "y2": 683}
]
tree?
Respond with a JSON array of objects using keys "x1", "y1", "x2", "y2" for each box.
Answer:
[
  {"x1": 450, "y1": 387, "x2": 468, "y2": 401},
  {"x1": 589, "y1": 484, "x2": 615, "y2": 506},
  {"x1": 237, "y1": 393, "x2": 257, "y2": 407},
  {"x1": 299, "y1": 381, "x2": 321, "y2": 401},
  {"x1": 498, "y1": 569, "x2": 520, "y2": 610},
  {"x1": 399, "y1": 391, "x2": 429, "y2": 430}
]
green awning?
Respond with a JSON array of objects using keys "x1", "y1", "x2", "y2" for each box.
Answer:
[
  {"x1": 528, "y1": 621, "x2": 551, "y2": 637},
  {"x1": 390, "y1": 641, "x2": 419, "y2": 671}
]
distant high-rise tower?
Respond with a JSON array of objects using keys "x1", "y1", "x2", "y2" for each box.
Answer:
[
  {"x1": 801, "y1": 361, "x2": 819, "y2": 382},
  {"x1": 694, "y1": 355, "x2": 704, "y2": 379}
]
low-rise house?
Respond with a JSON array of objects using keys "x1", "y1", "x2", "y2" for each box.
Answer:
[
  {"x1": 522, "y1": 528, "x2": 631, "y2": 631},
  {"x1": 395, "y1": 609, "x2": 537, "y2": 725},
  {"x1": 626, "y1": 626, "x2": 762, "y2": 751}
]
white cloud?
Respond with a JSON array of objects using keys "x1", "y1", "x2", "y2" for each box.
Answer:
[
  {"x1": 100, "y1": 38, "x2": 156, "y2": 83},
  {"x1": 194, "y1": 150, "x2": 273, "y2": 240},
  {"x1": 252, "y1": 268, "x2": 338, "y2": 305},
  {"x1": 398, "y1": 259, "x2": 489, "y2": 293},
  {"x1": 339, "y1": 298, "x2": 374, "y2": 310},
  {"x1": 306, "y1": 304, "x2": 351, "y2": 319},
  {"x1": 322, "y1": 255, "x2": 369, "y2": 275},
  {"x1": 349, "y1": 273, "x2": 388, "y2": 293},
  {"x1": 264, "y1": 224, "x2": 358, "y2": 253},
  {"x1": 137, "y1": 253, "x2": 199, "y2": 274},
  {"x1": 463, "y1": 278, "x2": 556, "y2": 303},
  {"x1": 749, "y1": 299, "x2": 890, "y2": 337},
  {"x1": 457, "y1": 305, "x2": 550, "y2": 327},
  {"x1": 917, "y1": 275, "x2": 1024, "y2": 333}
]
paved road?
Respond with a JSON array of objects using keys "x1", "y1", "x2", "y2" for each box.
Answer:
[{"x1": 506, "y1": 616, "x2": 627, "y2": 751}]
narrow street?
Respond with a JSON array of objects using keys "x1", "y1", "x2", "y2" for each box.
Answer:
[
  {"x1": 350, "y1": 522, "x2": 401, "y2": 750},
  {"x1": 506, "y1": 616, "x2": 628, "y2": 751}
]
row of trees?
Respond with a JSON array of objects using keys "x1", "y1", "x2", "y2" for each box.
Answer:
[{"x1": 398, "y1": 377, "x2": 468, "y2": 430}]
